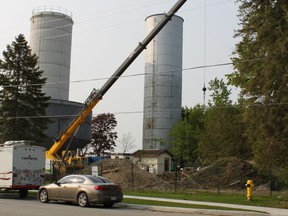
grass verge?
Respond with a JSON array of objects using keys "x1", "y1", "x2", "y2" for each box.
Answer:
[{"x1": 124, "y1": 190, "x2": 288, "y2": 209}]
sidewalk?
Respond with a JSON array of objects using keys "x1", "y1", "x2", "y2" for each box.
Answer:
[{"x1": 122, "y1": 195, "x2": 288, "y2": 216}]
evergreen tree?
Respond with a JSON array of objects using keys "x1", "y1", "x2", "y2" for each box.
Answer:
[
  {"x1": 228, "y1": 1, "x2": 288, "y2": 181},
  {"x1": 0, "y1": 34, "x2": 50, "y2": 142}
]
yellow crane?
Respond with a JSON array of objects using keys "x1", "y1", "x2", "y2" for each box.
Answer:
[{"x1": 45, "y1": 0, "x2": 187, "y2": 171}]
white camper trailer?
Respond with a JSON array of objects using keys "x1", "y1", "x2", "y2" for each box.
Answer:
[{"x1": 0, "y1": 140, "x2": 45, "y2": 198}]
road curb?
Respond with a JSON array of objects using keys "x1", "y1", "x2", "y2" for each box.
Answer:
[{"x1": 117, "y1": 203, "x2": 268, "y2": 216}]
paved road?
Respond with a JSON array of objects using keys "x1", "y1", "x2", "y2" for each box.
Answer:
[
  {"x1": 124, "y1": 195, "x2": 288, "y2": 216},
  {"x1": 0, "y1": 195, "x2": 193, "y2": 216},
  {"x1": 1, "y1": 192, "x2": 287, "y2": 216}
]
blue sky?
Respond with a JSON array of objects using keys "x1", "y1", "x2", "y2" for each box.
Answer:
[{"x1": 0, "y1": 0, "x2": 240, "y2": 152}]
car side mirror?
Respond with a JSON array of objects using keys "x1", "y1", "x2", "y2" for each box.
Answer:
[{"x1": 55, "y1": 181, "x2": 61, "y2": 186}]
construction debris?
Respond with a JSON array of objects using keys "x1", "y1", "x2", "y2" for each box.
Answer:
[{"x1": 78, "y1": 157, "x2": 268, "y2": 192}]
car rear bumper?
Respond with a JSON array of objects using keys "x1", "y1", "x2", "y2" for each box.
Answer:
[{"x1": 89, "y1": 193, "x2": 123, "y2": 204}]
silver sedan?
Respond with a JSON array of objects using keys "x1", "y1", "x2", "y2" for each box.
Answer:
[{"x1": 38, "y1": 174, "x2": 123, "y2": 207}]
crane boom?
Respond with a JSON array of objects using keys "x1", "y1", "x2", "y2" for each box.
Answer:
[{"x1": 46, "y1": 0, "x2": 187, "y2": 161}]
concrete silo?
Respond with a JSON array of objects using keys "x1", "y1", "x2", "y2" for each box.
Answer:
[
  {"x1": 143, "y1": 14, "x2": 183, "y2": 150},
  {"x1": 29, "y1": 6, "x2": 91, "y2": 151},
  {"x1": 30, "y1": 6, "x2": 73, "y2": 100}
]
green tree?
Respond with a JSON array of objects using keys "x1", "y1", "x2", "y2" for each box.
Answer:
[
  {"x1": 208, "y1": 78, "x2": 231, "y2": 107},
  {"x1": 84, "y1": 113, "x2": 117, "y2": 156},
  {"x1": 0, "y1": 34, "x2": 50, "y2": 142},
  {"x1": 169, "y1": 105, "x2": 205, "y2": 167},
  {"x1": 228, "y1": 1, "x2": 288, "y2": 181},
  {"x1": 199, "y1": 78, "x2": 250, "y2": 163}
]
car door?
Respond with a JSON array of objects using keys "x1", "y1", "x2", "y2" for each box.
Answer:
[
  {"x1": 47, "y1": 182, "x2": 63, "y2": 200},
  {"x1": 55, "y1": 176, "x2": 74, "y2": 201},
  {"x1": 60, "y1": 176, "x2": 85, "y2": 202}
]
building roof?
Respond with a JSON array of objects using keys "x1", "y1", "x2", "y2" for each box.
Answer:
[
  {"x1": 132, "y1": 149, "x2": 173, "y2": 157},
  {"x1": 110, "y1": 152, "x2": 132, "y2": 156}
]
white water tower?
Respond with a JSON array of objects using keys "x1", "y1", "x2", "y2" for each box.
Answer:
[
  {"x1": 30, "y1": 6, "x2": 73, "y2": 100},
  {"x1": 29, "y1": 6, "x2": 91, "y2": 150},
  {"x1": 143, "y1": 14, "x2": 183, "y2": 150}
]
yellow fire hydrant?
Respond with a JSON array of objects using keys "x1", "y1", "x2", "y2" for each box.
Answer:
[{"x1": 245, "y1": 180, "x2": 254, "y2": 201}]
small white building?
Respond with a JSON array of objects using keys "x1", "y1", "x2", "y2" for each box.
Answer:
[
  {"x1": 110, "y1": 153, "x2": 132, "y2": 160},
  {"x1": 132, "y1": 149, "x2": 173, "y2": 175}
]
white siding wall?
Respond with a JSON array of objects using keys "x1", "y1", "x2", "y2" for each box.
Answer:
[{"x1": 133, "y1": 152, "x2": 172, "y2": 175}]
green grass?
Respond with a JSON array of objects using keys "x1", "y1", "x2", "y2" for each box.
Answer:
[{"x1": 124, "y1": 190, "x2": 288, "y2": 209}]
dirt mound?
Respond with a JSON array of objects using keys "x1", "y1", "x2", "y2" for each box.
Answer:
[
  {"x1": 80, "y1": 158, "x2": 173, "y2": 191},
  {"x1": 192, "y1": 157, "x2": 266, "y2": 190},
  {"x1": 78, "y1": 157, "x2": 267, "y2": 191}
]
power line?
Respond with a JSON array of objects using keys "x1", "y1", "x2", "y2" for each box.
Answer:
[
  {"x1": 0, "y1": 57, "x2": 268, "y2": 89},
  {"x1": 76, "y1": 0, "x2": 171, "y2": 23},
  {"x1": 3, "y1": 100, "x2": 288, "y2": 120},
  {"x1": 181, "y1": 0, "x2": 234, "y2": 13},
  {"x1": 26, "y1": 0, "x2": 234, "y2": 41},
  {"x1": 0, "y1": 56, "x2": 275, "y2": 121},
  {"x1": 30, "y1": 0, "x2": 166, "y2": 26},
  {"x1": 203, "y1": 0, "x2": 207, "y2": 106},
  {"x1": 0, "y1": 1, "x2": 174, "y2": 48},
  {"x1": 1, "y1": 110, "x2": 159, "y2": 120},
  {"x1": 28, "y1": 0, "x2": 173, "y2": 41}
]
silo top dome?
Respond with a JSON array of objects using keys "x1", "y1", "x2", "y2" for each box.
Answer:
[
  {"x1": 32, "y1": 5, "x2": 73, "y2": 18},
  {"x1": 145, "y1": 13, "x2": 184, "y2": 22}
]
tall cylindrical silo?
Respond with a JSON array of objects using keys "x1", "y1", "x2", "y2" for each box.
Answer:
[
  {"x1": 143, "y1": 14, "x2": 183, "y2": 150},
  {"x1": 29, "y1": 6, "x2": 73, "y2": 100},
  {"x1": 29, "y1": 7, "x2": 91, "y2": 151}
]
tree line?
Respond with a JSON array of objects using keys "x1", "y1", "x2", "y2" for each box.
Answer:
[{"x1": 169, "y1": 1, "x2": 288, "y2": 185}]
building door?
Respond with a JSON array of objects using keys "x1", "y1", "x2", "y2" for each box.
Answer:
[{"x1": 164, "y1": 157, "x2": 170, "y2": 172}]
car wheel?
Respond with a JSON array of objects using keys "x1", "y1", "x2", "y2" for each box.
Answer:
[
  {"x1": 39, "y1": 189, "x2": 49, "y2": 203},
  {"x1": 103, "y1": 202, "x2": 114, "y2": 208},
  {"x1": 77, "y1": 192, "x2": 89, "y2": 207},
  {"x1": 19, "y1": 189, "x2": 28, "y2": 198}
]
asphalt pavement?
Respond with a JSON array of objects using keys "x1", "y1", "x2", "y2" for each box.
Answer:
[{"x1": 122, "y1": 195, "x2": 288, "y2": 216}]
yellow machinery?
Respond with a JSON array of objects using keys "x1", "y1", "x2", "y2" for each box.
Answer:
[
  {"x1": 61, "y1": 150, "x2": 85, "y2": 169},
  {"x1": 45, "y1": 0, "x2": 187, "y2": 173}
]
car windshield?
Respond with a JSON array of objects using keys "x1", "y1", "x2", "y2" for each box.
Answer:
[{"x1": 87, "y1": 176, "x2": 112, "y2": 184}]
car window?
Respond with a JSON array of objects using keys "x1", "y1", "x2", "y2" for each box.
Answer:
[
  {"x1": 58, "y1": 176, "x2": 73, "y2": 184},
  {"x1": 88, "y1": 176, "x2": 112, "y2": 184},
  {"x1": 71, "y1": 176, "x2": 85, "y2": 184}
]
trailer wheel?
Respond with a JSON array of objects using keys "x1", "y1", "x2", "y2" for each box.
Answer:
[
  {"x1": 39, "y1": 189, "x2": 49, "y2": 203},
  {"x1": 19, "y1": 189, "x2": 28, "y2": 198}
]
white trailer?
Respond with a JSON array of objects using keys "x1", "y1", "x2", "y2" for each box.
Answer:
[{"x1": 0, "y1": 140, "x2": 46, "y2": 198}]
